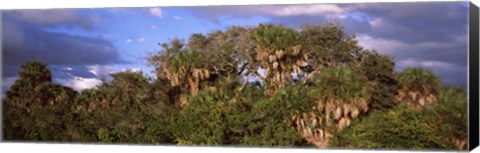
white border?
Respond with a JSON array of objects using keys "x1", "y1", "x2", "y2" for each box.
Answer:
[
  {"x1": 0, "y1": 0, "x2": 478, "y2": 153},
  {"x1": 0, "y1": 0, "x2": 477, "y2": 9},
  {"x1": 0, "y1": 143, "x2": 446, "y2": 153}
]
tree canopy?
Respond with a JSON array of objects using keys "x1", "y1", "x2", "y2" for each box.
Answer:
[{"x1": 2, "y1": 23, "x2": 468, "y2": 150}]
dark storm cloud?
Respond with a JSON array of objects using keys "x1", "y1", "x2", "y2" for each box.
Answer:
[
  {"x1": 2, "y1": 9, "x2": 125, "y2": 90},
  {"x1": 2, "y1": 9, "x2": 97, "y2": 31},
  {"x1": 2, "y1": 24, "x2": 122, "y2": 66},
  {"x1": 437, "y1": 67, "x2": 467, "y2": 89},
  {"x1": 395, "y1": 58, "x2": 468, "y2": 89},
  {"x1": 290, "y1": 2, "x2": 467, "y2": 88},
  {"x1": 396, "y1": 41, "x2": 467, "y2": 67},
  {"x1": 343, "y1": 2, "x2": 468, "y2": 44},
  {"x1": 343, "y1": 2, "x2": 468, "y2": 88},
  {"x1": 2, "y1": 10, "x2": 123, "y2": 66},
  {"x1": 2, "y1": 65, "x2": 20, "y2": 78}
]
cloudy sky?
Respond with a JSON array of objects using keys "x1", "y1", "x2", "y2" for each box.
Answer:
[{"x1": 1, "y1": 1, "x2": 469, "y2": 93}]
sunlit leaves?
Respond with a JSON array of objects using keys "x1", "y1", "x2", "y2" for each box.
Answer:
[{"x1": 2, "y1": 22, "x2": 468, "y2": 150}]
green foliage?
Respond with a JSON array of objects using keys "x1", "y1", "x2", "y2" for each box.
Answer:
[
  {"x1": 174, "y1": 90, "x2": 232, "y2": 145},
  {"x1": 253, "y1": 24, "x2": 300, "y2": 51},
  {"x1": 331, "y1": 87, "x2": 468, "y2": 150},
  {"x1": 300, "y1": 23, "x2": 362, "y2": 67},
  {"x1": 397, "y1": 67, "x2": 441, "y2": 94},
  {"x1": 168, "y1": 49, "x2": 206, "y2": 72},
  {"x1": 72, "y1": 71, "x2": 167, "y2": 143},
  {"x1": 357, "y1": 51, "x2": 399, "y2": 110},
  {"x1": 330, "y1": 104, "x2": 454, "y2": 150},
  {"x1": 234, "y1": 86, "x2": 312, "y2": 147},
  {"x1": 2, "y1": 22, "x2": 468, "y2": 150},
  {"x1": 97, "y1": 128, "x2": 113, "y2": 143},
  {"x1": 3, "y1": 61, "x2": 77, "y2": 141},
  {"x1": 422, "y1": 87, "x2": 468, "y2": 148},
  {"x1": 18, "y1": 60, "x2": 52, "y2": 84},
  {"x1": 174, "y1": 86, "x2": 311, "y2": 147},
  {"x1": 188, "y1": 33, "x2": 209, "y2": 50},
  {"x1": 312, "y1": 66, "x2": 371, "y2": 102},
  {"x1": 141, "y1": 105, "x2": 180, "y2": 144}
]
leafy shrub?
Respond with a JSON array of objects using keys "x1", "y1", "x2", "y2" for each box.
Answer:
[
  {"x1": 397, "y1": 67, "x2": 441, "y2": 94},
  {"x1": 330, "y1": 104, "x2": 456, "y2": 150},
  {"x1": 253, "y1": 24, "x2": 300, "y2": 51},
  {"x1": 174, "y1": 86, "x2": 312, "y2": 147}
]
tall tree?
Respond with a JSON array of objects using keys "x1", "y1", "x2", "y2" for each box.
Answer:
[{"x1": 3, "y1": 61, "x2": 77, "y2": 141}]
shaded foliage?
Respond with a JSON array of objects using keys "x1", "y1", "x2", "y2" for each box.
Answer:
[
  {"x1": 331, "y1": 87, "x2": 468, "y2": 150},
  {"x1": 396, "y1": 67, "x2": 441, "y2": 108},
  {"x1": 2, "y1": 23, "x2": 467, "y2": 150},
  {"x1": 174, "y1": 85, "x2": 312, "y2": 147},
  {"x1": 356, "y1": 50, "x2": 399, "y2": 110},
  {"x1": 397, "y1": 67, "x2": 441, "y2": 94},
  {"x1": 330, "y1": 104, "x2": 453, "y2": 150},
  {"x1": 3, "y1": 61, "x2": 77, "y2": 141}
]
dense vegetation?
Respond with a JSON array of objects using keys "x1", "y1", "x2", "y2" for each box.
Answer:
[{"x1": 2, "y1": 23, "x2": 468, "y2": 150}]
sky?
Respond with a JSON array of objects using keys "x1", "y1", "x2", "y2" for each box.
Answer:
[{"x1": 1, "y1": 1, "x2": 470, "y2": 93}]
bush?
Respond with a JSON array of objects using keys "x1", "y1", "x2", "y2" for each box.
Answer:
[
  {"x1": 174, "y1": 86, "x2": 312, "y2": 147},
  {"x1": 330, "y1": 104, "x2": 456, "y2": 150},
  {"x1": 421, "y1": 87, "x2": 468, "y2": 149}
]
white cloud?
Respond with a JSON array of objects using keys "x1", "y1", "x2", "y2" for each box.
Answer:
[
  {"x1": 397, "y1": 58, "x2": 454, "y2": 70},
  {"x1": 356, "y1": 34, "x2": 409, "y2": 55},
  {"x1": 87, "y1": 65, "x2": 114, "y2": 77},
  {"x1": 421, "y1": 61, "x2": 454, "y2": 69},
  {"x1": 356, "y1": 34, "x2": 461, "y2": 55},
  {"x1": 67, "y1": 77, "x2": 103, "y2": 91},
  {"x1": 149, "y1": 7, "x2": 163, "y2": 18},
  {"x1": 121, "y1": 68, "x2": 142, "y2": 72},
  {"x1": 60, "y1": 65, "x2": 116, "y2": 91},
  {"x1": 194, "y1": 4, "x2": 348, "y2": 20},
  {"x1": 173, "y1": 16, "x2": 182, "y2": 20},
  {"x1": 268, "y1": 4, "x2": 344, "y2": 17},
  {"x1": 149, "y1": 25, "x2": 157, "y2": 29},
  {"x1": 368, "y1": 18, "x2": 383, "y2": 27},
  {"x1": 137, "y1": 37, "x2": 146, "y2": 42},
  {"x1": 126, "y1": 38, "x2": 132, "y2": 43}
]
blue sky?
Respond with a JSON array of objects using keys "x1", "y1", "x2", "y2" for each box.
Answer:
[{"x1": 1, "y1": 2, "x2": 469, "y2": 92}]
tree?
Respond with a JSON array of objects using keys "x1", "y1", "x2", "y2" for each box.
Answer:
[
  {"x1": 3, "y1": 61, "x2": 77, "y2": 141},
  {"x1": 2, "y1": 23, "x2": 467, "y2": 150},
  {"x1": 422, "y1": 87, "x2": 468, "y2": 149},
  {"x1": 73, "y1": 71, "x2": 171, "y2": 143},
  {"x1": 18, "y1": 60, "x2": 53, "y2": 84},
  {"x1": 248, "y1": 24, "x2": 305, "y2": 92},
  {"x1": 148, "y1": 36, "x2": 239, "y2": 101},
  {"x1": 174, "y1": 85, "x2": 311, "y2": 147},
  {"x1": 289, "y1": 66, "x2": 371, "y2": 147},
  {"x1": 396, "y1": 67, "x2": 441, "y2": 108},
  {"x1": 299, "y1": 23, "x2": 363, "y2": 81},
  {"x1": 356, "y1": 50, "x2": 399, "y2": 110}
]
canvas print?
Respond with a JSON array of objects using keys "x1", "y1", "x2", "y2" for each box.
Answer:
[{"x1": 1, "y1": 2, "x2": 470, "y2": 150}]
